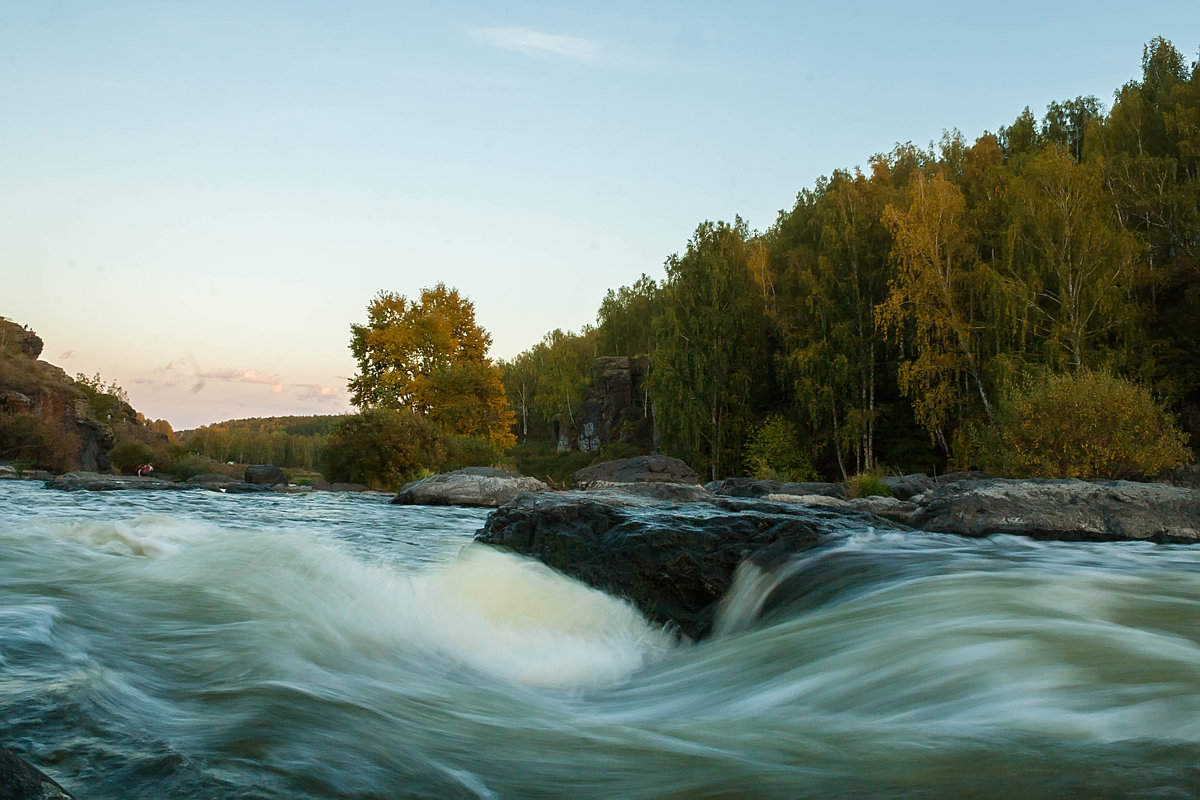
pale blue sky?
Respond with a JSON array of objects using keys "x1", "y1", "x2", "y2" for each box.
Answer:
[{"x1": 3, "y1": 1, "x2": 1198, "y2": 428}]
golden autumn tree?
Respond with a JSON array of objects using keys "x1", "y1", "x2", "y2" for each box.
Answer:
[
  {"x1": 349, "y1": 284, "x2": 515, "y2": 448},
  {"x1": 877, "y1": 169, "x2": 992, "y2": 453}
]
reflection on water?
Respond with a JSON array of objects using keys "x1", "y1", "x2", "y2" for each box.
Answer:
[{"x1": 2, "y1": 481, "x2": 1199, "y2": 798}]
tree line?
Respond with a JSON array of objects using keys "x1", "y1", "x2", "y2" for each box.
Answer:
[{"x1": 500, "y1": 38, "x2": 1199, "y2": 481}]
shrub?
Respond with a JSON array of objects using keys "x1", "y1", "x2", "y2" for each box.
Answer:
[
  {"x1": 846, "y1": 472, "x2": 893, "y2": 498},
  {"x1": 107, "y1": 439, "x2": 156, "y2": 474},
  {"x1": 0, "y1": 412, "x2": 80, "y2": 472},
  {"x1": 971, "y1": 369, "x2": 1191, "y2": 480},
  {"x1": 171, "y1": 455, "x2": 239, "y2": 480},
  {"x1": 745, "y1": 415, "x2": 815, "y2": 482},
  {"x1": 323, "y1": 409, "x2": 448, "y2": 490}
]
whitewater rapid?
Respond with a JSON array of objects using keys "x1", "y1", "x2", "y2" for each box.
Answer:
[{"x1": 2, "y1": 480, "x2": 1199, "y2": 798}]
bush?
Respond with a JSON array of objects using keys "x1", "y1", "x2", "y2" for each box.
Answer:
[
  {"x1": 107, "y1": 439, "x2": 156, "y2": 474},
  {"x1": 171, "y1": 455, "x2": 239, "y2": 480},
  {"x1": 323, "y1": 409, "x2": 449, "y2": 490},
  {"x1": 745, "y1": 415, "x2": 815, "y2": 482},
  {"x1": 971, "y1": 369, "x2": 1191, "y2": 480},
  {"x1": 0, "y1": 412, "x2": 80, "y2": 472},
  {"x1": 846, "y1": 472, "x2": 893, "y2": 498}
]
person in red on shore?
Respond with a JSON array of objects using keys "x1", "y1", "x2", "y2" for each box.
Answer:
[{"x1": 136, "y1": 464, "x2": 154, "y2": 477}]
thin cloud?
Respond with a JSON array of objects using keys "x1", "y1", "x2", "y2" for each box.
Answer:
[
  {"x1": 199, "y1": 369, "x2": 281, "y2": 386},
  {"x1": 473, "y1": 25, "x2": 599, "y2": 62},
  {"x1": 60, "y1": 350, "x2": 75, "y2": 360},
  {"x1": 296, "y1": 385, "x2": 342, "y2": 403}
]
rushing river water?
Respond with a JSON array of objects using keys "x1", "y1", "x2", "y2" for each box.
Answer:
[{"x1": 2, "y1": 480, "x2": 1199, "y2": 799}]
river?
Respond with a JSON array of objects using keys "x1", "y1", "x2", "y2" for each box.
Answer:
[{"x1": 1, "y1": 480, "x2": 1198, "y2": 798}]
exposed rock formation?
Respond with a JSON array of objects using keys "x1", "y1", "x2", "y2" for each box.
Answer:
[
  {"x1": 476, "y1": 490, "x2": 888, "y2": 639},
  {"x1": 244, "y1": 463, "x2": 287, "y2": 486},
  {"x1": 910, "y1": 478, "x2": 1200, "y2": 543},
  {"x1": 44, "y1": 472, "x2": 198, "y2": 492},
  {"x1": 392, "y1": 467, "x2": 547, "y2": 507},
  {"x1": 707, "y1": 477, "x2": 844, "y2": 498},
  {"x1": 0, "y1": 744, "x2": 76, "y2": 800},
  {"x1": 570, "y1": 356, "x2": 651, "y2": 452},
  {"x1": 573, "y1": 455, "x2": 699, "y2": 488}
]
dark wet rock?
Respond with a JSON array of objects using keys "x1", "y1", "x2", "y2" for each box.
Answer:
[
  {"x1": 44, "y1": 471, "x2": 196, "y2": 492},
  {"x1": 393, "y1": 467, "x2": 547, "y2": 508},
  {"x1": 0, "y1": 744, "x2": 77, "y2": 799},
  {"x1": 910, "y1": 478, "x2": 1200, "y2": 543},
  {"x1": 312, "y1": 479, "x2": 374, "y2": 493},
  {"x1": 880, "y1": 473, "x2": 935, "y2": 501},
  {"x1": 706, "y1": 477, "x2": 844, "y2": 499},
  {"x1": 223, "y1": 482, "x2": 275, "y2": 494},
  {"x1": 849, "y1": 495, "x2": 919, "y2": 525},
  {"x1": 186, "y1": 473, "x2": 238, "y2": 488},
  {"x1": 584, "y1": 481, "x2": 712, "y2": 502},
  {"x1": 573, "y1": 455, "x2": 699, "y2": 488},
  {"x1": 476, "y1": 491, "x2": 887, "y2": 640},
  {"x1": 244, "y1": 464, "x2": 286, "y2": 486}
]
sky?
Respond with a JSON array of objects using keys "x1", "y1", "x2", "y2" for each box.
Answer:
[{"x1": 3, "y1": 1, "x2": 1199, "y2": 429}]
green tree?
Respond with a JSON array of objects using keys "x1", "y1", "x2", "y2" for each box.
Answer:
[
  {"x1": 877, "y1": 168, "x2": 992, "y2": 453},
  {"x1": 348, "y1": 284, "x2": 515, "y2": 448},
  {"x1": 652, "y1": 219, "x2": 768, "y2": 479},
  {"x1": 1001, "y1": 146, "x2": 1147, "y2": 371},
  {"x1": 323, "y1": 408, "x2": 446, "y2": 489},
  {"x1": 596, "y1": 275, "x2": 660, "y2": 357}
]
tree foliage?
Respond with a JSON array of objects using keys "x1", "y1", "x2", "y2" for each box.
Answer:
[
  {"x1": 971, "y1": 370, "x2": 1191, "y2": 479},
  {"x1": 349, "y1": 284, "x2": 515, "y2": 448},
  {"x1": 496, "y1": 38, "x2": 1200, "y2": 480},
  {"x1": 652, "y1": 219, "x2": 769, "y2": 480}
]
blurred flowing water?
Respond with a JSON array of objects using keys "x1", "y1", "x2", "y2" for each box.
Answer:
[{"x1": 2, "y1": 480, "x2": 1199, "y2": 799}]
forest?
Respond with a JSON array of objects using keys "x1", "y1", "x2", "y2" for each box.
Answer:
[
  {"x1": 5, "y1": 39, "x2": 1198, "y2": 489},
  {"x1": 498, "y1": 37, "x2": 1200, "y2": 482}
]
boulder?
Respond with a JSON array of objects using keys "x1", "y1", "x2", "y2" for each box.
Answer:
[
  {"x1": 312, "y1": 479, "x2": 375, "y2": 493},
  {"x1": 573, "y1": 455, "x2": 699, "y2": 488},
  {"x1": 707, "y1": 478, "x2": 844, "y2": 499},
  {"x1": 244, "y1": 464, "x2": 286, "y2": 486},
  {"x1": 0, "y1": 744, "x2": 76, "y2": 799},
  {"x1": 848, "y1": 495, "x2": 919, "y2": 525},
  {"x1": 392, "y1": 467, "x2": 547, "y2": 508},
  {"x1": 579, "y1": 481, "x2": 712, "y2": 503},
  {"x1": 224, "y1": 482, "x2": 275, "y2": 494},
  {"x1": 910, "y1": 478, "x2": 1200, "y2": 543},
  {"x1": 44, "y1": 472, "x2": 196, "y2": 492},
  {"x1": 476, "y1": 491, "x2": 888, "y2": 640},
  {"x1": 880, "y1": 473, "x2": 935, "y2": 501},
  {"x1": 186, "y1": 473, "x2": 239, "y2": 489}
]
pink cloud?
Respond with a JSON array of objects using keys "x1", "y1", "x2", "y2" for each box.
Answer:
[
  {"x1": 296, "y1": 384, "x2": 342, "y2": 403},
  {"x1": 199, "y1": 369, "x2": 282, "y2": 386}
]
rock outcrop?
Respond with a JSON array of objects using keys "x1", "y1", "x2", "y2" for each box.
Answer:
[
  {"x1": 573, "y1": 455, "x2": 699, "y2": 488},
  {"x1": 910, "y1": 478, "x2": 1200, "y2": 543},
  {"x1": 392, "y1": 467, "x2": 547, "y2": 508},
  {"x1": 244, "y1": 464, "x2": 287, "y2": 486},
  {"x1": 476, "y1": 490, "x2": 888, "y2": 639},
  {"x1": 44, "y1": 472, "x2": 198, "y2": 492},
  {"x1": 0, "y1": 744, "x2": 76, "y2": 799},
  {"x1": 707, "y1": 477, "x2": 844, "y2": 499}
]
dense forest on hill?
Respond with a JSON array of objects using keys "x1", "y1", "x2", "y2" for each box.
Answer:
[
  {"x1": 500, "y1": 37, "x2": 1200, "y2": 481},
  {"x1": 181, "y1": 416, "x2": 339, "y2": 471}
]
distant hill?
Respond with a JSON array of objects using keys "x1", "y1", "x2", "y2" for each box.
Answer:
[{"x1": 180, "y1": 415, "x2": 347, "y2": 471}]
